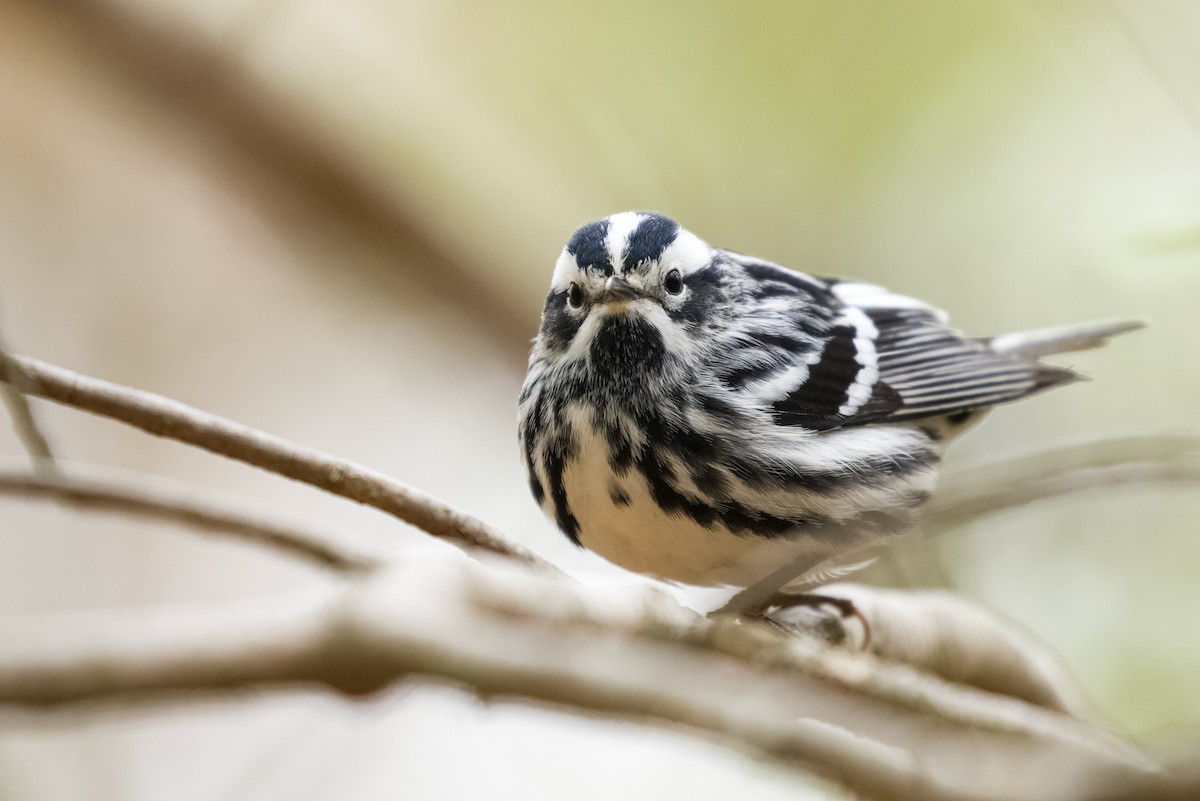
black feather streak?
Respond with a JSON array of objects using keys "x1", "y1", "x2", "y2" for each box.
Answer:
[
  {"x1": 521, "y1": 390, "x2": 547, "y2": 505},
  {"x1": 566, "y1": 219, "x2": 611, "y2": 274},
  {"x1": 522, "y1": 241, "x2": 954, "y2": 550},
  {"x1": 623, "y1": 213, "x2": 678, "y2": 271},
  {"x1": 747, "y1": 330, "x2": 810, "y2": 352},
  {"x1": 771, "y1": 324, "x2": 863, "y2": 427},
  {"x1": 741, "y1": 261, "x2": 831, "y2": 296},
  {"x1": 544, "y1": 447, "x2": 580, "y2": 545},
  {"x1": 605, "y1": 420, "x2": 634, "y2": 475},
  {"x1": 539, "y1": 290, "x2": 582, "y2": 351},
  {"x1": 696, "y1": 392, "x2": 744, "y2": 426},
  {"x1": 667, "y1": 262, "x2": 724, "y2": 328},
  {"x1": 528, "y1": 471, "x2": 545, "y2": 505}
]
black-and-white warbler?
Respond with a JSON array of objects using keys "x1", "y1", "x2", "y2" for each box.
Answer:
[{"x1": 518, "y1": 211, "x2": 1139, "y2": 589}]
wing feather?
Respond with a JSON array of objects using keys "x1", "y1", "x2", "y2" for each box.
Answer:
[
  {"x1": 720, "y1": 256, "x2": 900, "y2": 430},
  {"x1": 834, "y1": 283, "x2": 1075, "y2": 422},
  {"x1": 718, "y1": 259, "x2": 1078, "y2": 430}
]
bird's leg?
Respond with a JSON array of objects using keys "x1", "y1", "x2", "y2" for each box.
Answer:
[
  {"x1": 711, "y1": 549, "x2": 840, "y2": 617},
  {"x1": 762, "y1": 592, "x2": 873, "y2": 651}
]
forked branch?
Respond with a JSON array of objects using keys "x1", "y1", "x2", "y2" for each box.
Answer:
[
  {"x1": 0, "y1": 552, "x2": 1164, "y2": 801},
  {"x1": 0, "y1": 465, "x2": 380, "y2": 573},
  {"x1": 0, "y1": 354, "x2": 545, "y2": 568},
  {"x1": 925, "y1": 433, "x2": 1200, "y2": 533},
  {"x1": 2, "y1": 355, "x2": 1193, "y2": 800},
  {"x1": 4, "y1": 355, "x2": 1198, "y2": 575},
  {"x1": 0, "y1": 333, "x2": 58, "y2": 474}
]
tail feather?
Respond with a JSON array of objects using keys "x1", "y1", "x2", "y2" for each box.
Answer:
[{"x1": 987, "y1": 319, "x2": 1146, "y2": 359}]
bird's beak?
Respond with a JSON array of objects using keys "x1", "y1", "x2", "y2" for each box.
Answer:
[{"x1": 602, "y1": 275, "x2": 641, "y2": 302}]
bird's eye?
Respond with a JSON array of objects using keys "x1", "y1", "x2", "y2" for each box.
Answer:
[
  {"x1": 567, "y1": 283, "x2": 584, "y2": 309},
  {"x1": 664, "y1": 269, "x2": 684, "y2": 295}
]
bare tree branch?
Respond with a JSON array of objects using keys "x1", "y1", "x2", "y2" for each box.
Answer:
[
  {"x1": 0, "y1": 327, "x2": 59, "y2": 475},
  {"x1": 0, "y1": 354, "x2": 547, "y2": 568},
  {"x1": 0, "y1": 462, "x2": 1095, "y2": 720},
  {"x1": 7, "y1": 354, "x2": 1196, "y2": 576},
  {"x1": 924, "y1": 434, "x2": 1200, "y2": 534},
  {"x1": 0, "y1": 552, "x2": 1163, "y2": 801},
  {"x1": 768, "y1": 584, "x2": 1084, "y2": 714},
  {"x1": 0, "y1": 352, "x2": 1179, "y2": 797},
  {"x1": 716, "y1": 433, "x2": 1200, "y2": 616},
  {"x1": 0, "y1": 375, "x2": 54, "y2": 470},
  {"x1": 0, "y1": 464, "x2": 381, "y2": 573},
  {"x1": 0, "y1": 457, "x2": 1100, "y2": 725}
]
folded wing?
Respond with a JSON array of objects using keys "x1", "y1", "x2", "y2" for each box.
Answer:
[{"x1": 720, "y1": 254, "x2": 1082, "y2": 431}]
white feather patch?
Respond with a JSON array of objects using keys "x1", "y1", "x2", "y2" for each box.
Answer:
[
  {"x1": 550, "y1": 248, "x2": 580, "y2": 290},
  {"x1": 750, "y1": 363, "x2": 814, "y2": 402},
  {"x1": 839, "y1": 307, "x2": 880, "y2": 417},
  {"x1": 604, "y1": 211, "x2": 646, "y2": 271},
  {"x1": 658, "y1": 228, "x2": 712, "y2": 274}
]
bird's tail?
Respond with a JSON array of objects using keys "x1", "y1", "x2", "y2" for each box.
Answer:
[{"x1": 987, "y1": 319, "x2": 1146, "y2": 360}]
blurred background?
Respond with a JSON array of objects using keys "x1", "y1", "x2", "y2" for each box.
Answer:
[{"x1": 0, "y1": 1, "x2": 1197, "y2": 798}]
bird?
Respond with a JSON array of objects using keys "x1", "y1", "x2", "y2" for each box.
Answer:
[{"x1": 518, "y1": 211, "x2": 1140, "y2": 591}]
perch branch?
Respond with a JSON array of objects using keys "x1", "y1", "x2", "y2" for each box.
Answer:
[
  {"x1": 0, "y1": 552, "x2": 1162, "y2": 801},
  {"x1": 925, "y1": 434, "x2": 1200, "y2": 534},
  {"x1": 0, "y1": 460, "x2": 1105, "y2": 720},
  {"x1": 768, "y1": 584, "x2": 1083, "y2": 714},
  {"x1": 0, "y1": 464, "x2": 380, "y2": 573},
  {"x1": 0, "y1": 354, "x2": 546, "y2": 568}
]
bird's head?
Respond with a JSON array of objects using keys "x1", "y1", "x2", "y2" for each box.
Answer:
[{"x1": 535, "y1": 212, "x2": 725, "y2": 362}]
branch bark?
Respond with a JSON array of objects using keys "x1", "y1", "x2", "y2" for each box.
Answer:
[
  {"x1": 6, "y1": 355, "x2": 1197, "y2": 575},
  {"x1": 768, "y1": 584, "x2": 1084, "y2": 714},
  {"x1": 0, "y1": 331, "x2": 59, "y2": 475},
  {"x1": 0, "y1": 551, "x2": 1163, "y2": 801},
  {"x1": 0, "y1": 464, "x2": 381, "y2": 573},
  {"x1": 2, "y1": 355, "x2": 1189, "y2": 798},
  {"x1": 0, "y1": 354, "x2": 546, "y2": 569},
  {"x1": 924, "y1": 434, "x2": 1200, "y2": 534},
  {"x1": 0, "y1": 460, "x2": 1101, "y2": 722}
]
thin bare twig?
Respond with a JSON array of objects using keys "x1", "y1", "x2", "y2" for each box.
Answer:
[
  {"x1": 924, "y1": 433, "x2": 1200, "y2": 534},
  {"x1": 5, "y1": 356, "x2": 1195, "y2": 574},
  {"x1": 719, "y1": 433, "x2": 1200, "y2": 615},
  {"x1": 0, "y1": 553, "x2": 1161, "y2": 801},
  {"x1": 5, "y1": 350, "x2": 1196, "y2": 568},
  {"x1": 0, "y1": 327, "x2": 59, "y2": 475},
  {"x1": 0, "y1": 464, "x2": 381, "y2": 573},
  {"x1": 0, "y1": 458, "x2": 1103, "y2": 718},
  {"x1": 0, "y1": 354, "x2": 547, "y2": 568}
]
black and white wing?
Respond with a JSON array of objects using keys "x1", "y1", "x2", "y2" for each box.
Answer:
[
  {"x1": 827, "y1": 280, "x2": 1079, "y2": 425},
  {"x1": 719, "y1": 254, "x2": 1077, "y2": 431}
]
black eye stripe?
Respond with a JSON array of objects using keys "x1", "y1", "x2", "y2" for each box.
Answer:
[{"x1": 539, "y1": 289, "x2": 582, "y2": 350}]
